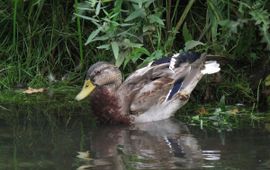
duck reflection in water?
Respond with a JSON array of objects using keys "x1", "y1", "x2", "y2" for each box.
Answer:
[{"x1": 77, "y1": 119, "x2": 202, "y2": 170}]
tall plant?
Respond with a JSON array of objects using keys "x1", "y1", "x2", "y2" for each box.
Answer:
[
  {"x1": 0, "y1": 0, "x2": 87, "y2": 89},
  {"x1": 75, "y1": 0, "x2": 166, "y2": 67}
]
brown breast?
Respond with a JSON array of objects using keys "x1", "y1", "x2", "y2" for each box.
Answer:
[{"x1": 90, "y1": 87, "x2": 131, "y2": 124}]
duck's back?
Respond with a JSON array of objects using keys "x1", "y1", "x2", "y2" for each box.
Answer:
[{"x1": 121, "y1": 52, "x2": 220, "y2": 123}]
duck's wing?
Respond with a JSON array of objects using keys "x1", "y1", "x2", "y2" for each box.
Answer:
[
  {"x1": 127, "y1": 53, "x2": 203, "y2": 114},
  {"x1": 118, "y1": 52, "x2": 220, "y2": 115},
  {"x1": 116, "y1": 62, "x2": 174, "y2": 115}
]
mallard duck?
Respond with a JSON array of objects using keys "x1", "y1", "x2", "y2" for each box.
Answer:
[{"x1": 75, "y1": 52, "x2": 220, "y2": 124}]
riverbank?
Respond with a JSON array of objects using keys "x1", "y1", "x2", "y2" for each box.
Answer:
[{"x1": 1, "y1": 85, "x2": 269, "y2": 132}]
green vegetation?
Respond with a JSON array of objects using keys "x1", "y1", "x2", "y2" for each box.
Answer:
[
  {"x1": 177, "y1": 96, "x2": 267, "y2": 132},
  {"x1": 0, "y1": 0, "x2": 270, "y2": 130}
]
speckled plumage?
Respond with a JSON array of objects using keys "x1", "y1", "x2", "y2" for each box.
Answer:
[
  {"x1": 90, "y1": 87, "x2": 131, "y2": 124},
  {"x1": 77, "y1": 52, "x2": 220, "y2": 124}
]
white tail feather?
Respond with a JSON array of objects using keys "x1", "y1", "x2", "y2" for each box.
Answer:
[
  {"x1": 201, "y1": 61, "x2": 220, "y2": 74},
  {"x1": 169, "y1": 53, "x2": 179, "y2": 71}
]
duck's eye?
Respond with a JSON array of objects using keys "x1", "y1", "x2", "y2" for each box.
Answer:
[{"x1": 95, "y1": 70, "x2": 101, "y2": 75}]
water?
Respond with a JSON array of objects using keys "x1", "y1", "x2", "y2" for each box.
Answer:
[{"x1": 0, "y1": 103, "x2": 270, "y2": 170}]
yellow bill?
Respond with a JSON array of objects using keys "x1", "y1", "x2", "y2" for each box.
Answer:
[{"x1": 75, "y1": 80, "x2": 96, "y2": 101}]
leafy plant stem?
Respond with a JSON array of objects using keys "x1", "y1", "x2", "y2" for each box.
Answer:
[
  {"x1": 75, "y1": 0, "x2": 84, "y2": 69},
  {"x1": 12, "y1": 0, "x2": 18, "y2": 49},
  {"x1": 168, "y1": 0, "x2": 196, "y2": 49},
  {"x1": 256, "y1": 79, "x2": 262, "y2": 110},
  {"x1": 174, "y1": 0, "x2": 196, "y2": 35},
  {"x1": 171, "y1": 0, "x2": 180, "y2": 26},
  {"x1": 166, "y1": 0, "x2": 172, "y2": 33}
]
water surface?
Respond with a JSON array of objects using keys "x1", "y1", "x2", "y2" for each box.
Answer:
[{"x1": 0, "y1": 103, "x2": 269, "y2": 170}]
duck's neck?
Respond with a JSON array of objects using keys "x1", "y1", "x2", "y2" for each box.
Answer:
[
  {"x1": 90, "y1": 86, "x2": 131, "y2": 124},
  {"x1": 102, "y1": 83, "x2": 121, "y2": 94}
]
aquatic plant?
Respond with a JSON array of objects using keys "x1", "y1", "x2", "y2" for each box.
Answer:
[{"x1": 177, "y1": 96, "x2": 266, "y2": 132}]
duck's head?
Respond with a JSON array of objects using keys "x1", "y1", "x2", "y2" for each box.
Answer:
[{"x1": 75, "y1": 62, "x2": 122, "y2": 101}]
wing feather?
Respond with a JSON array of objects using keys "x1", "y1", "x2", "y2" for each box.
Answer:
[{"x1": 117, "y1": 52, "x2": 213, "y2": 115}]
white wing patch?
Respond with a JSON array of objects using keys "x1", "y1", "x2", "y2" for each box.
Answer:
[
  {"x1": 169, "y1": 53, "x2": 179, "y2": 72},
  {"x1": 201, "y1": 61, "x2": 220, "y2": 74}
]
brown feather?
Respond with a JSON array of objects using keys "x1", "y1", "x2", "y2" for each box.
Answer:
[
  {"x1": 78, "y1": 53, "x2": 220, "y2": 124},
  {"x1": 90, "y1": 87, "x2": 131, "y2": 124}
]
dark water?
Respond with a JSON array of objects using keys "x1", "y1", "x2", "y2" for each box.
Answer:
[{"x1": 0, "y1": 104, "x2": 270, "y2": 170}]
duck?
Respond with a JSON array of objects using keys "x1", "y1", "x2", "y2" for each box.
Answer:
[{"x1": 75, "y1": 52, "x2": 220, "y2": 124}]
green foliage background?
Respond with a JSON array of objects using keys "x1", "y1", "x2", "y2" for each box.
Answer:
[{"x1": 0, "y1": 0, "x2": 270, "y2": 108}]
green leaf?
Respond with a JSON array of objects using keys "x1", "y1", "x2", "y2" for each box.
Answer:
[
  {"x1": 192, "y1": 115, "x2": 200, "y2": 121},
  {"x1": 92, "y1": 35, "x2": 110, "y2": 41},
  {"x1": 90, "y1": 0, "x2": 97, "y2": 7},
  {"x1": 115, "y1": 53, "x2": 125, "y2": 67},
  {"x1": 184, "y1": 40, "x2": 205, "y2": 51},
  {"x1": 76, "y1": 2, "x2": 95, "y2": 13},
  {"x1": 74, "y1": 13, "x2": 99, "y2": 23},
  {"x1": 97, "y1": 44, "x2": 110, "y2": 50},
  {"x1": 129, "y1": 0, "x2": 144, "y2": 7},
  {"x1": 182, "y1": 23, "x2": 192, "y2": 42},
  {"x1": 120, "y1": 23, "x2": 135, "y2": 27},
  {"x1": 111, "y1": 41, "x2": 119, "y2": 60},
  {"x1": 102, "y1": 0, "x2": 113, "y2": 2},
  {"x1": 138, "y1": 50, "x2": 163, "y2": 67},
  {"x1": 211, "y1": 18, "x2": 218, "y2": 42},
  {"x1": 123, "y1": 39, "x2": 143, "y2": 48},
  {"x1": 148, "y1": 14, "x2": 164, "y2": 26},
  {"x1": 144, "y1": 0, "x2": 155, "y2": 8},
  {"x1": 112, "y1": 0, "x2": 123, "y2": 20},
  {"x1": 95, "y1": 0, "x2": 101, "y2": 16},
  {"x1": 219, "y1": 95, "x2": 226, "y2": 111},
  {"x1": 249, "y1": 9, "x2": 270, "y2": 50},
  {"x1": 218, "y1": 20, "x2": 240, "y2": 33},
  {"x1": 143, "y1": 25, "x2": 155, "y2": 32},
  {"x1": 85, "y1": 27, "x2": 102, "y2": 45},
  {"x1": 265, "y1": 75, "x2": 270, "y2": 86},
  {"x1": 124, "y1": 47, "x2": 150, "y2": 67},
  {"x1": 124, "y1": 8, "x2": 145, "y2": 22}
]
